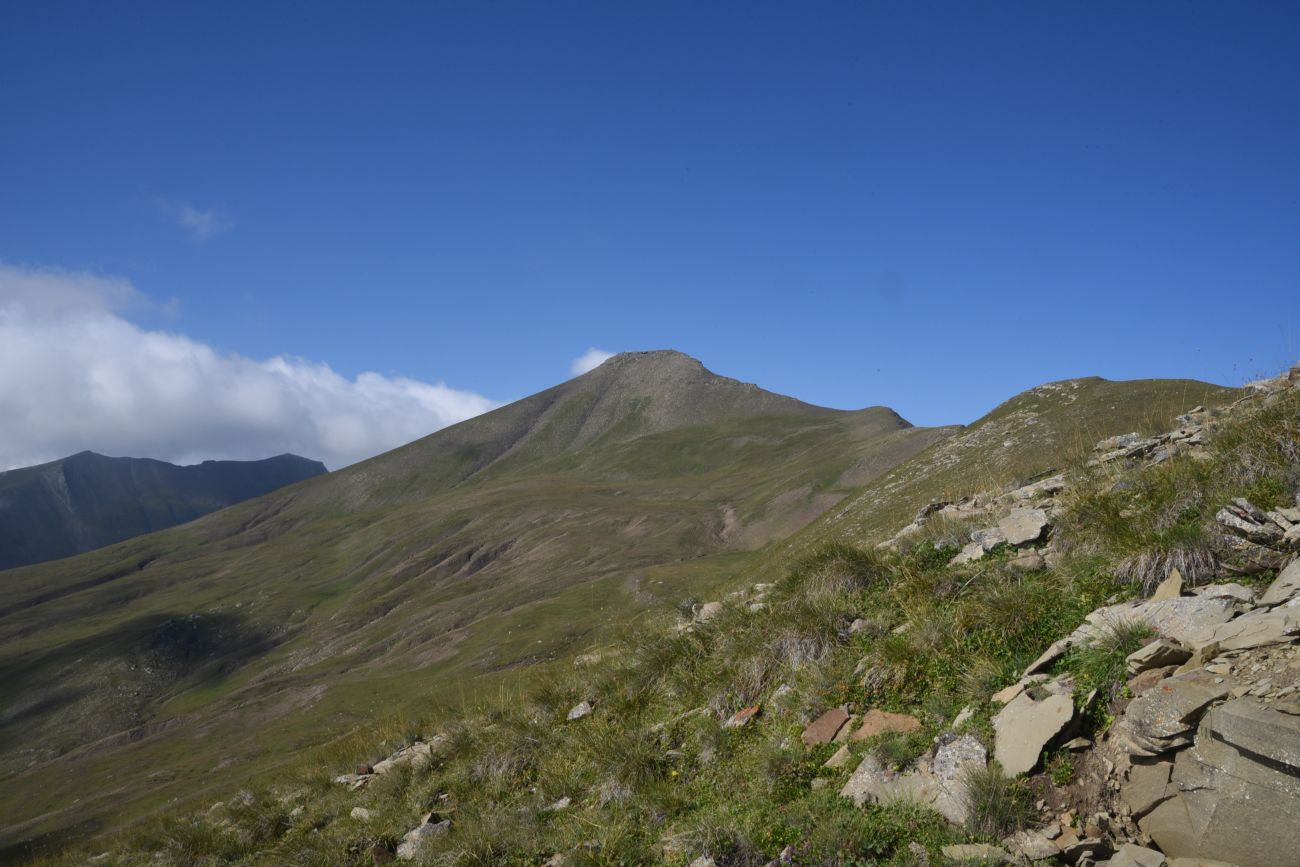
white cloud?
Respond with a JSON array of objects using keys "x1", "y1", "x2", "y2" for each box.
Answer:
[
  {"x1": 570, "y1": 347, "x2": 615, "y2": 376},
  {"x1": 156, "y1": 198, "x2": 233, "y2": 239},
  {"x1": 0, "y1": 263, "x2": 499, "y2": 470}
]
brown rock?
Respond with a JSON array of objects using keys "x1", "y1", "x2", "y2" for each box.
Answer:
[
  {"x1": 802, "y1": 706, "x2": 852, "y2": 746},
  {"x1": 1126, "y1": 665, "x2": 1179, "y2": 696},
  {"x1": 723, "y1": 705, "x2": 761, "y2": 729},
  {"x1": 851, "y1": 709, "x2": 922, "y2": 740}
]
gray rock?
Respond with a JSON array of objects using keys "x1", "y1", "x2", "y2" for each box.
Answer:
[
  {"x1": 998, "y1": 508, "x2": 1050, "y2": 546},
  {"x1": 1009, "y1": 550, "x2": 1046, "y2": 571},
  {"x1": 1150, "y1": 568, "x2": 1183, "y2": 601},
  {"x1": 1184, "y1": 606, "x2": 1300, "y2": 652},
  {"x1": 396, "y1": 818, "x2": 450, "y2": 860},
  {"x1": 1084, "y1": 596, "x2": 1236, "y2": 647},
  {"x1": 1259, "y1": 559, "x2": 1300, "y2": 606},
  {"x1": 373, "y1": 741, "x2": 435, "y2": 775},
  {"x1": 1112, "y1": 669, "x2": 1229, "y2": 756},
  {"x1": 992, "y1": 689, "x2": 1073, "y2": 776},
  {"x1": 350, "y1": 807, "x2": 372, "y2": 821},
  {"x1": 951, "y1": 541, "x2": 987, "y2": 565},
  {"x1": 1141, "y1": 699, "x2": 1300, "y2": 867},
  {"x1": 1216, "y1": 506, "x2": 1283, "y2": 543},
  {"x1": 1126, "y1": 639, "x2": 1192, "y2": 675},
  {"x1": 695, "y1": 601, "x2": 724, "y2": 623},
  {"x1": 973, "y1": 526, "x2": 1009, "y2": 550},
  {"x1": 839, "y1": 734, "x2": 985, "y2": 825},
  {"x1": 567, "y1": 701, "x2": 594, "y2": 721},
  {"x1": 1003, "y1": 830, "x2": 1061, "y2": 860},
  {"x1": 1190, "y1": 582, "x2": 1256, "y2": 603},
  {"x1": 1121, "y1": 761, "x2": 1174, "y2": 818},
  {"x1": 1108, "y1": 843, "x2": 1168, "y2": 867}
]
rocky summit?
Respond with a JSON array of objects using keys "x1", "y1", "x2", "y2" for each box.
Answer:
[{"x1": 11, "y1": 353, "x2": 1300, "y2": 867}]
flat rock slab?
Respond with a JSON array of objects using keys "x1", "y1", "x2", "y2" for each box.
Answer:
[
  {"x1": 1185, "y1": 606, "x2": 1300, "y2": 651},
  {"x1": 1127, "y1": 639, "x2": 1192, "y2": 675},
  {"x1": 1114, "y1": 669, "x2": 1230, "y2": 757},
  {"x1": 992, "y1": 690, "x2": 1074, "y2": 776},
  {"x1": 1109, "y1": 843, "x2": 1169, "y2": 867},
  {"x1": 1260, "y1": 559, "x2": 1300, "y2": 606},
  {"x1": 1003, "y1": 830, "x2": 1061, "y2": 860},
  {"x1": 1121, "y1": 761, "x2": 1174, "y2": 818},
  {"x1": 802, "y1": 706, "x2": 852, "y2": 745},
  {"x1": 840, "y1": 734, "x2": 985, "y2": 825},
  {"x1": 1086, "y1": 596, "x2": 1237, "y2": 646},
  {"x1": 998, "y1": 508, "x2": 1049, "y2": 546},
  {"x1": 851, "y1": 709, "x2": 921, "y2": 740}
]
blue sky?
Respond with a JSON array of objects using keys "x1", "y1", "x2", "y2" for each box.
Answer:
[{"x1": 1, "y1": 2, "x2": 1298, "y2": 467}]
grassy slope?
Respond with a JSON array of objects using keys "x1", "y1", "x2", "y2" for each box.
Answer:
[
  {"x1": 775, "y1": 377, "x2": 1238, "y2": 565},
  {"x1": 0, "y1": 361, "x2": 943, "y2": 854},
  {"x1": 46, "y1": 375, "x2": 1278, "y2": 867}
]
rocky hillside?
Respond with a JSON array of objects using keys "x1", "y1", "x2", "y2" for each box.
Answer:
[
  {"x1": 0, "y1": 451, "x2": 326, "y2": 570},
  {"x1": 14, "y1": 360, "x2": 1281, "y2": 866},
  {"x1": 0, "y1": 352, "x2": 950, "y2": 858}
]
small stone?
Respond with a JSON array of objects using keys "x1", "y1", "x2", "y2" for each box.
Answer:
[
  {"x1": 567, "y1": 701, "x2": 594, "y2": 721},
  {"x1": 351, "y1": 807, "x2": 373, "y2": 821},
  {"x1": 998, "y1": 508, "x2": 1050, "y2": 546},
  {"x1": 723, "y1": 705, "x2": 761, "y2": 729}
]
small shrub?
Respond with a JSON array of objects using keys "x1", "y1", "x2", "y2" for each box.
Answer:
[{"x1": 962, "y1": 763, "x2": 1032, "y2": 840}]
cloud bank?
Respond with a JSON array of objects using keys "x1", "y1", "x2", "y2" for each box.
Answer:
[
  {"x1": 0, "y1": 263, "x2": 499, "y2": 470},
  {"x1": 570, "y1": 347, "x2": 615, "y2": 376}
]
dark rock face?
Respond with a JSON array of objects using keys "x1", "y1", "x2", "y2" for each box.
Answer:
[{"x1": 0, "y1": 451, "x2": 326, "y2": 569}]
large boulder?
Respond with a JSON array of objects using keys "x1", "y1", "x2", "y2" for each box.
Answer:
[{"x1": 1141, "y1": 699, "x2": 1300, "y2": 867}]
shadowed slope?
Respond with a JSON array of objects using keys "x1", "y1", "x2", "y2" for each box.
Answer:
[{"x1": 0, "y1": 452, "x2": 326, "y2": 570}]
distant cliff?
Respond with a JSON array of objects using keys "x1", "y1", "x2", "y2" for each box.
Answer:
[{"x1": 0, "y1": 451, "x2": 326, "y2": 570}]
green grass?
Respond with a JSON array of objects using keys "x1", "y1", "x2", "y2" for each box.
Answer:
[
  {"x1": 0, "y1": 373, "x2": 1243, "y2": 859},
  {"x1": 30, "y1": 371, "x2": 1300, "y2": 867}
]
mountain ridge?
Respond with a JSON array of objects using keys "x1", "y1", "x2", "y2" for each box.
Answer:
[{"x1": 0, "y1": 451, "x2": 327, "y2": 571}]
